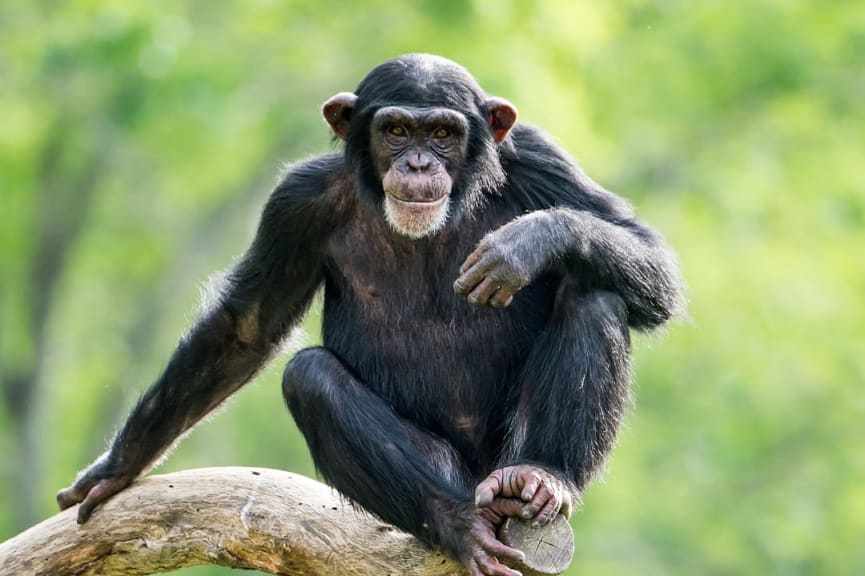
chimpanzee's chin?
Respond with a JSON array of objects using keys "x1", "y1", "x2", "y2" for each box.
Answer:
[{"x1": 383, "y1": 194, "x2": 450, "y2": 239}]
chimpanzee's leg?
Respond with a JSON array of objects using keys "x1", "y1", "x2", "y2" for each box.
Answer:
[
  {"x1": 281, "y1": 347, "x2": 524, "y2": 573},
  {"x1": 489, "y1": 285, "x2": 631, "y2": 519}
]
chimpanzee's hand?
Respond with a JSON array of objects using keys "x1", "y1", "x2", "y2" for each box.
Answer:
[
  {"x1": 475, "y1": 465, "x2": 575, "y2": 527},
  {"x1": 464, "y1": 504, "x2": 527, "y2": 576},
  {"x1": 56, "y1": 457, "x2": 134, "y2": 524},
  {"x1": 454, "y1": 212, "x2": 555, "y2": 308}
]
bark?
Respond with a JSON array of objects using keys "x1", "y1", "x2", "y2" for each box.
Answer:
[{"x1": 0, "y1": 467, "x2": 462, "y2": 576}]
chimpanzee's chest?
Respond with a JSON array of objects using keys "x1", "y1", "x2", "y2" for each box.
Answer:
[{"x1": 317, "y1": 205, "x2": 555, "y2": 444}]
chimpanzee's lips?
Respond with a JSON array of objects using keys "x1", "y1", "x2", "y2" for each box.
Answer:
[
  {"x1": 386, "y1": 194, "x2": 448, "y2": 207},
  {"x1": 383, "y1": 191, "x2": 451, "y2": 239}
]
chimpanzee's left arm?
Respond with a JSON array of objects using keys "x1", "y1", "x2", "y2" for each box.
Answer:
[{"x1": 454, "y1": 125, "x2": 684, "y2": 329}]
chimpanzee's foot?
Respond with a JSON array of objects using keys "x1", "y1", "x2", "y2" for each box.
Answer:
[
  {"x1": 468, "y1": 497, "x2": 574, "y2": 576},
  {"x1": 473, "y1": 465, "x2": 577, "y2": 574},
  {"x1": 475, "y1": 465, "x2": 576, "y2": 525},
  {"x1": 464, "y1": 504, "x2": 526, "y2": 576}
]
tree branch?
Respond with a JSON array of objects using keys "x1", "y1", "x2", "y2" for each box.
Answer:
[{"x1": 0, "y1": 467, "x2": 463, "y2": 576}]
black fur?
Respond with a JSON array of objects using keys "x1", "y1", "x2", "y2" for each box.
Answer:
[{"x1": 60, "y1": 54, "x2": 683, "y2": 566}]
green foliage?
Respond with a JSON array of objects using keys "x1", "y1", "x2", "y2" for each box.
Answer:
[{"x1": 1, "y1": 1, "x2": 862, "y2": 574}]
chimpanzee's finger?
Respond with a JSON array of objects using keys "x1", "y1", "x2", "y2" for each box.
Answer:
[
  {"x1": 454, "y1": 254, "x2": 494, "y2": 296},
  {"x1": 76, "y1": 478, "x2": 127, "y2": 524},
  {"x1": 475, "y1": 471, "x2": 504, "y2": 507},
  {"x1": 517, "y1": 470, "x2": 542, "y2": 502},
  {"x1": 474, "y1": 549, "x2": 523, "y2": 576},
  {"x1": 468, "y1": 277, "x2": 500, "y2": 306},
  {"x1": 477, "y1": 498, "x2": 533, "y2": 535},
  {"x1": 459, "y1": 241, "x2": 490, "y2": 275},
  {"x1": 57, "y1": 485, "x2": 86, "y2": 511},
  {"x1": 521, "y1": 480, "x2": 553, "y2": 519},
  {"x1": 489, "y1": 288, "x2": 514, "y2": 309},
  {"x1": 485, "y1": 496, "x2": 526, "y2": 518},
  {"x1": 532, "y1": 495, "x2": 562, "y2": 527},
  {"x1": 481, "y1": 535, "x2": 526, "y2": 564}
]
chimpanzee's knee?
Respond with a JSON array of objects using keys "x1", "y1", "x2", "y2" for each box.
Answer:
[
  {"x1": 554, "y1": 279, "x2": 628, "y2": 325},
  {"x1": 281, "y1": 346, "x2": 339, "y2": 415}
]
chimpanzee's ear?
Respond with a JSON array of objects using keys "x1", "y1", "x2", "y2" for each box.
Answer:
[
  {"x1": 322, "y1": 92, "x2": 358, "y2": 141},
  {"x1": 484, "y1": 97, "x2": 518, "y2": 143}
]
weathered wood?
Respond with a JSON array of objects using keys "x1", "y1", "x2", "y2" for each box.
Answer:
[
  {"x1": 0, "y1": 467, "x2": 573, "y2": 576},
  {"x1": 0, "y1": 467, "x2": 460, "y2": 576}
]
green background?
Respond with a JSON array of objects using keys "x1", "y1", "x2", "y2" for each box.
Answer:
[{"x1": 1, "y1": 1, "x2": 863, "y2": 574}]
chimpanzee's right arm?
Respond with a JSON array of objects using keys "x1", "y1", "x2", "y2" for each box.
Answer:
[{"x1": 57, "y1": 154, "x2": 342, "y2": 523}]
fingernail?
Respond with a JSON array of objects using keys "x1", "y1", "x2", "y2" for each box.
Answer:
[
  {"x1": 532, "y1": 520, "x2": 540, "y2": 528},
  {"x1": 522, "y1": 491, "x2": 532, "y2": 500},
  {"x1": 522, "y1": 509, "x2": 532, "y2": 519}
]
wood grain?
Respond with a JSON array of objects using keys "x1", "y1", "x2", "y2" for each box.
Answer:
[{"x1": 0, "y1": 467, "x2": 573, "y2": 576}]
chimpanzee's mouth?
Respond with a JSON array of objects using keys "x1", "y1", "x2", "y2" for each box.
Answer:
[
  {"x1": 383, "y1": 193, "x2": 451, "y2": 239},
  {"x1": 386, "y1": 194, "x2": 449, "y2": 207}
]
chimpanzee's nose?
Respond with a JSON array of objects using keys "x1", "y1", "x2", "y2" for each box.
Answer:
[{"x1": 407, "y1": 153, "x2": 431, "y2": 172}]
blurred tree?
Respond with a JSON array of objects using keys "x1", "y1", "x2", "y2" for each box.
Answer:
[{"x1": 1, "y1": 1, "x2": 863, "y2": 575}]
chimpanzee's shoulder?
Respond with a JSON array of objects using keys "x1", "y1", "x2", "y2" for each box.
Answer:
[
  {"x1": 494, "y1": 125, "x2": 579, "y2": 211},
  {"x1": 499, "y1": 124, "x2": 634, "y2": 220},
  {"x1": 500, "y1": 124, "x2": 577, "y2": 180},
  {"x1": 251, "y1": 152, "x2": 356, "y2": 240},
  {"x1": 275, "y1": 152, "x2": 350, "y2": 197}
]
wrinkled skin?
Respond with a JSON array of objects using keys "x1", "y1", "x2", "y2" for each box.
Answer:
[
  {"x1": 454, "y1": 211, "x2": 556, "y2": 308},
  {"x1": 467, "y1": 465, "x2": 576, "y2": 576}
]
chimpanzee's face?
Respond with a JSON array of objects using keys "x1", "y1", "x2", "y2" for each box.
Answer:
[
  {"x1": 368, "y1": 106, "x2": 469, "y2": 238},
  {"x1": 321, "y1": 56, "x2": 517, "y2": 240}
]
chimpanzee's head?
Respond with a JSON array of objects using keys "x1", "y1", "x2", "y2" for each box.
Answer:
[{"x1": 322, "y1": 54, "x2": 517, "y2": 239}]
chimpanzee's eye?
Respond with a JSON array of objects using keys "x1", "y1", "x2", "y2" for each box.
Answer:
[
  {"x1": 433, "y1": 128, "x2": 450, "y2": 139},
  {"x1": 388, "y1": 125, "x2": 407, "y2": 137}
]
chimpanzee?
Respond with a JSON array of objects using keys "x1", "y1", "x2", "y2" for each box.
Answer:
[{"x1": 57, "y1": 54, "x2": 682, "y2": 576}]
